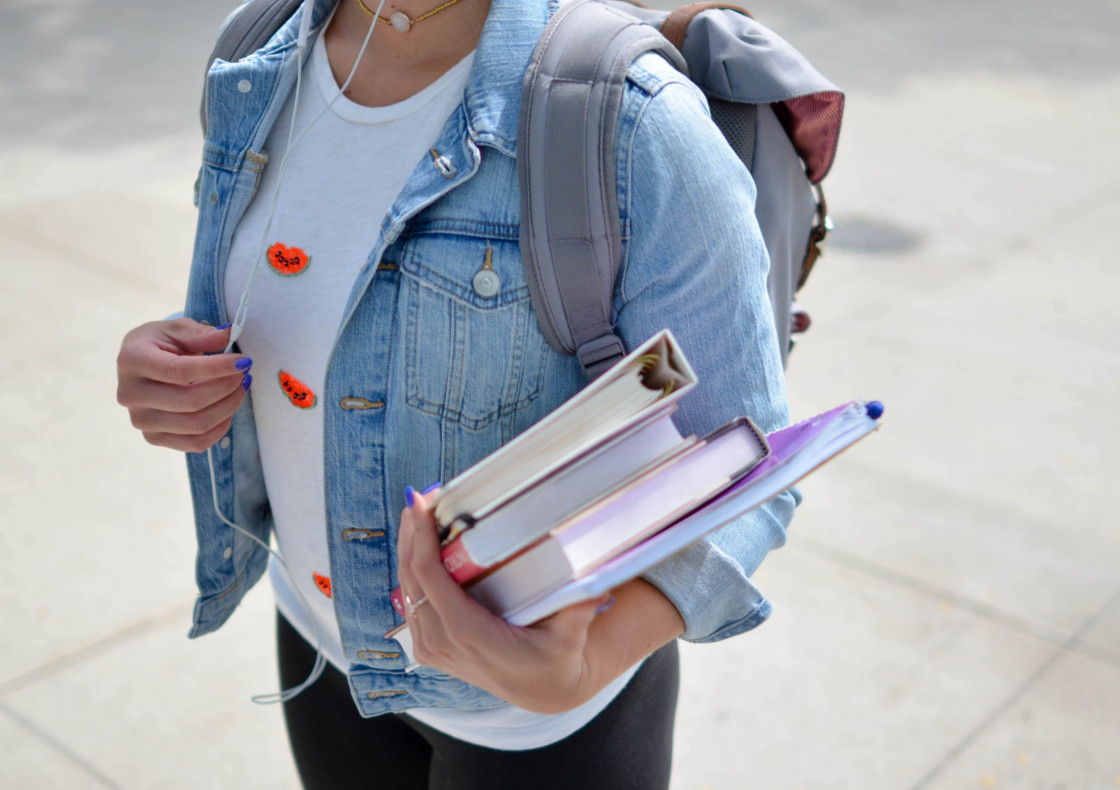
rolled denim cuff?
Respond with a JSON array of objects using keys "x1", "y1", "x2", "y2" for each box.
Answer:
[
  {"x1": 641, "y1": 539, "x2": 768, "y2": 642},
  {"x1": 641, "y1": 490, "x2": 797, "y2": 642}
]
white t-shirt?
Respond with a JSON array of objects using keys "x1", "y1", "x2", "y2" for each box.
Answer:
[{"x1": 224, "y1": 32, "x2": 637, "y2": 750}]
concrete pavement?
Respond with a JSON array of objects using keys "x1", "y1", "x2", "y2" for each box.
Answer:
[{"x1": 2, "y1": 0, "x2": 1118, "y2": 787}]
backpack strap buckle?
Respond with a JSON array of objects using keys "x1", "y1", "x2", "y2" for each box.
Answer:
[
  {"x1": 797, "y1": 184, "x2": 831, "y2": 292},
  {"x1": 577, "y1": 334, "x2": 628, "y2": 380}
]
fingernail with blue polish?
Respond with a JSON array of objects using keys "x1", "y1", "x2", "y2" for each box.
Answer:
[
  {"x1": 217, "y1": 322, "x2": 232, "y2": 330},
  {"x1": 422, "y1": 482, "x2": 441, "y2": 495},
  {"x1": 241, "y1": 373, "x2": 252, "y2": 391},
  {"x1": 405, "y1": 485, "x2": 416, "y2": 509},
  {"x1": 235, "y1": 357, "x2": 253, "y2": 371},
  {"x1": 595, "y1": 596, "x2": 615, "y2": 615}
]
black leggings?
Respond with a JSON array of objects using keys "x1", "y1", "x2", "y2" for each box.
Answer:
[{"x1": 277, "y1": 613, "x2": 679, "y2": 790}]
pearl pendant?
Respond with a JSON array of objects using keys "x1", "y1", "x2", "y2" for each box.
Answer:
[{"x1": 390, "y1": 11, "x2": 412, "y2": 31}]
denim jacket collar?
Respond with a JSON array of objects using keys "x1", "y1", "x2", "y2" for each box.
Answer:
[
  {"x1": 284, "y1": 0, "x2": 555, "y2": 157},
  {"x1": 463, "y1": 0, "x2": 557, "y2": 156},
  {"x1": 208, "y1": 0, "x2": 556, "y2": 326}
]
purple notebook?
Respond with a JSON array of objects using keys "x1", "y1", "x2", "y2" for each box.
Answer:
[{"x1": 504, "y1": 400, "x2": 884, "y2": 626}]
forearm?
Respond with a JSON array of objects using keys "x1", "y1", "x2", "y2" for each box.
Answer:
[{"x1": 580, "y1": 578, "x2": 685, "y2": 698}]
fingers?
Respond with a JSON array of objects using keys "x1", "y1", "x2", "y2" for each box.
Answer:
[
  {"x1": 396, "y1": 491, "x2": 430, "y2": 650},
  {"x1": 396, "y1": 492, "x2": 418, "y2": 608},
  {"x1": 117, "y1": 319, "x2": 250, "y2": 388},
  {"x1": 405, "y1": 490, "x2": 486, "y2": 625},
  {"x1": 160, "y1": 317, "x2": 239, "y2": 355},
  {"x1": 123, "y1": 370, "x2": 245, "y2": 413},
  {"x1": 117, "y1": 318, "x2": 253, "y2": 452},
  {"x1": 140, "y1": 345, "x2": 249, "y2": 386},
  {"x1": 530, "y1": 595, "x2": 611, "y2": 654},
  {"x1": 129, "y1": 380, "x2": 247, "y2": 437},
  {"x1": 143, "y1": 414, "x2": 237, "y2": 454},
  {"x1": 397, "y1": 489, "x2": 499, "y2": 669}
]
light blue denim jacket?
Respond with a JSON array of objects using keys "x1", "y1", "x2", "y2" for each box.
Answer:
[{"x1": 185, "y1": 0, "x2": 797, "y2": 716}]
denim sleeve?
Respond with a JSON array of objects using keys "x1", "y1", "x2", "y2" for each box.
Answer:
[{"x1": 614, "y1": 62, "x2": 800, "y2": 643}]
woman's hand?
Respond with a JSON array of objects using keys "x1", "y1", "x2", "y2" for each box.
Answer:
[
  {"x1": 116, "y1": 318, "x2": 253, "y2": 453},
  {"x1": 396, "y1": 488, "x2": 685, "y2": 714},
  {"x1": 397, "y1": 487, "x2": 607, "y2": 713}
]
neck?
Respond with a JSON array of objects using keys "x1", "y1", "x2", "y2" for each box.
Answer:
[{"x1": 323, "y1": 0, "x2": 490, "y2": 107}]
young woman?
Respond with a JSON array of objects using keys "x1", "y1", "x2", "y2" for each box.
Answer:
[{"x1": 116, "y1": 0, "x2": 796, "y2": 786}]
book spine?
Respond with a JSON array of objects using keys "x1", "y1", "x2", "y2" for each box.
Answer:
[
  {"x1": 393, "y1": 533, "x2": 487, "y2": 599},
  {"x1": 441, "y1": 540, "x2": 487, "y2": 584}
]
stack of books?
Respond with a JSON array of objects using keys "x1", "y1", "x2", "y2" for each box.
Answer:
[{"x1": 386, "y1": 329, "x2": 882, "y2": 647}]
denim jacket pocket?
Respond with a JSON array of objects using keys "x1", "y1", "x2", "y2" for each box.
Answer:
[{"x1": 399, "y1": 230, "x2": 548, "y2": 431}]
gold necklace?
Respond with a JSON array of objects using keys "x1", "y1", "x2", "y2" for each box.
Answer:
[{"x1": 354, "y1": 0, "x2": 467, "y2": 32}]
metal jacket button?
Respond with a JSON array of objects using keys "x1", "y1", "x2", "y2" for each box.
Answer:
[
  {"x1": 473, "y1": 244, "x2": 501, "y2": 297},
  {"x1": 358, "y1": 649, "x2": 401, "y2": 660},
  {"x1": 342, "y1": 528, "x2": 385, "y2": 541},
  {"x1": 367, "y1": 689, "x2": 408, "y2": 700},
  {"x1": 339, "y1": 397, "x2": 383, "y2": 410},
  {"x1": 473, "y1": 270, "x2": 500, "y2": 297},
  {"x1": 429, "y1": 148, "x2": 456, "y2": 179}
]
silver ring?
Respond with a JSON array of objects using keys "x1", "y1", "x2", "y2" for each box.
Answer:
[{"x1": 405, "y1": 594, "x2": 428, "y2": 616}]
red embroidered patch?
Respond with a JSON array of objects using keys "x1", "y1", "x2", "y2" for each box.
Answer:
[
  {"x1": 313, "y1": 572, "x2": 332, "y2": 598},
  {"x1": 267, "y1": 242, "x2": 311, "y2": 276},
  {"x1": 278, "y1": 370, "x2": 317, "y2": 409}
]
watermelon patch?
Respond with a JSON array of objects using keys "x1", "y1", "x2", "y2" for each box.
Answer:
[
  {"x1": 278, "y1": 370, "x2": 317, "y2": 409},
  {"x1": 312, "y1": 572, "x2": 332, "y2": 598},
  {"x1": 267, "y1": 242, "x2": 311, "y2": 276}
]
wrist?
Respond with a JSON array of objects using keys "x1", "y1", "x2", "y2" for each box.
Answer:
[{"x1": 473, "y1": 653, "x2": 593, "y2": 715}]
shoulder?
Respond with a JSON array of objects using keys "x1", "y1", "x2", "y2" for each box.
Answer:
[
  {"x1": 617, "y1": 52, "x2": 751, "y2": 201},
  {"x1": 614, "y1": 51, "x2": 756, "y2": 234},
  {"x1": 620, "y1": 50, "x2": 711, "y2": 137},
  {"x1": 625, "y1": 50, "x2": 706, "y2": 105}
]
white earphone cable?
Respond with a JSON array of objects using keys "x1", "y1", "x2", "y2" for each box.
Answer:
[
  {"x1": 213, "y1": 0, "x2": 389, "y2": 703},
  {"x1": 225, "y1": 0, "x2": 387, "y2": 353},
  {"x1": 207, "y1": 443, "x2": 327, "y2": 704}
]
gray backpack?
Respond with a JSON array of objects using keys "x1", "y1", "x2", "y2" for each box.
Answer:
[{"x1": 203, "y1": 0, "x2": 844, "y2": 377}]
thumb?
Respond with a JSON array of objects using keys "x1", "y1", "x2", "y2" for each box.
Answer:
[
  {"x1": 533, "y1": 594, "x2": 612, "y2": 644},
  {"x1": 166, "y1": 319, "x2": 236, "y2": 355}
]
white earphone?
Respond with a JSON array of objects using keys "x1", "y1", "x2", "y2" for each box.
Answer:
[
  {"x1": 211, "y1": 0, "x2": 390, "y2": 704},
  {"x1": 297, "y1": 0, "x2": 315, "y2": 52}
]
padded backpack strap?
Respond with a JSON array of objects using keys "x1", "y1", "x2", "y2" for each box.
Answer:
[
  {"x1": 200, "y1": 0, "x2": 303, "y2": 135},
  {"x1": 518, "y1": 0, "x2": 687, "y2": 379}
]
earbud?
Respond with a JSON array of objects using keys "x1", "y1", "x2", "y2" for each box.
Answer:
[{"x1": 297, "y1": 0, "x2": 315, "y2": 52}]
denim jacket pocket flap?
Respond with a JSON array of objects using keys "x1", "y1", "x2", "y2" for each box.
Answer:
[{"x1": 398, "y1": 226, "x2": 528, "y2": 308}]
